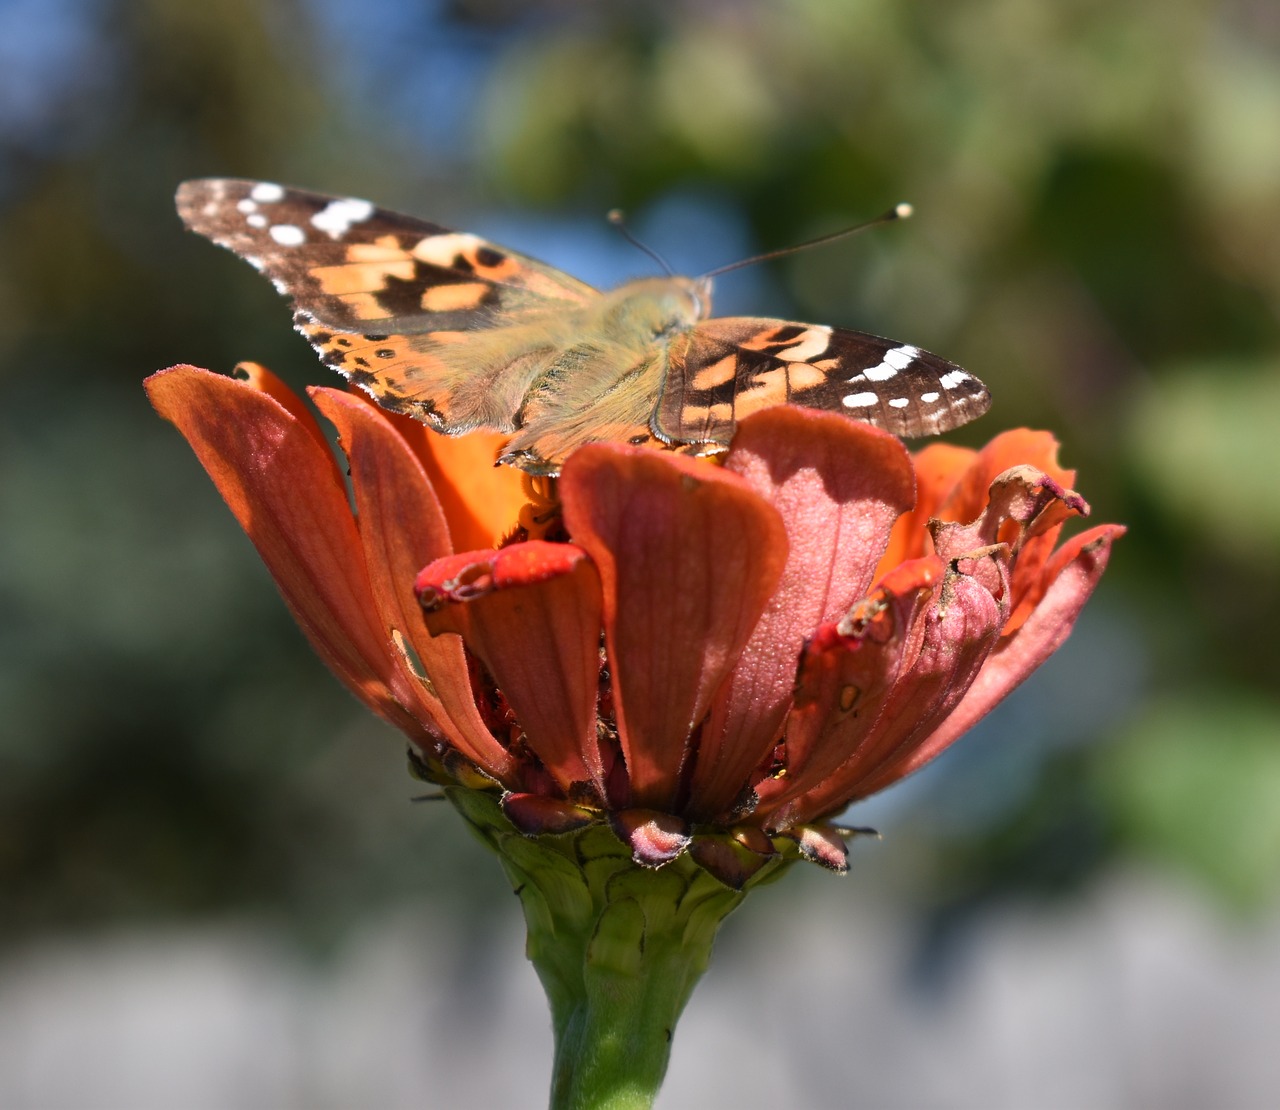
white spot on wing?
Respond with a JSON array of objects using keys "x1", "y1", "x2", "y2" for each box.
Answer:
[
  {"x1": 864, "y1": 344, "x2": 920, "y2": 382},
  {"x1": 921, "y1": 391, "x2": 940, "y2": 403},
  {"x1": 888, "y1": 397, "x2": 910, "y2": 409},
  {"x1": 775, "y1": 325, "x2": 833, "y2": 363},
  {"x1": 236, "y1": 199, "x2": 257, "y2": 214},
  {"x1": 250, "y1": 182, "x2": 285, "y2": 203},
  {"x1": 311, "y1": 197, "x2": 375, "y2": 238},
  {"x1": 842, "y1": 391, "x2": 879, "y2": 409},
  {"x1": 247, "y1": 213, "x2": 268, "y2": 228},
  {"x1": 269, "y1": 224, "x2": 306, "y2": 246},
  {"x1": 939, "y1": 369, "x2": 970, "y2": 390}
]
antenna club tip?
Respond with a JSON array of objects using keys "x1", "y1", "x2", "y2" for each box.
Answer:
[
  {"x1": 893, "y1": 202, "x2": 913, "y2": 220},
  {"x1": 606, "y1": 208, "x2": 625, "y2": 225}
]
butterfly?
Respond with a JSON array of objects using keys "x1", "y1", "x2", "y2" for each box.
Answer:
[{"x1": 176, "y1": 179, "x2": 990, "y2": 475}]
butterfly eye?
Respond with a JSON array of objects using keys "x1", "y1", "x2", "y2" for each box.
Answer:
[{"x1": 690, "y1": 277, "x2": 714, "y2": 321}]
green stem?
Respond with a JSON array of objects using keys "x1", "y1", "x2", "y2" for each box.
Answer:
[{"x1": 447, "y1": 788, "x2": 792, "y2": 1110}]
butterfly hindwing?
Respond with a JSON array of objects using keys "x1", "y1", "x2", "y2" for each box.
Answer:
[{"x1": 658, "y1": 317, "x2": 990, "y2": 447}]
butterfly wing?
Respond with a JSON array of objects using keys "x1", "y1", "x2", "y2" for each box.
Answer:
[
  {"x1": 656, "y1": 317, "x2": 991, "y2": 448},
  {"x1": 176, "y1": 179, "x2": 598, "y2": 433}
]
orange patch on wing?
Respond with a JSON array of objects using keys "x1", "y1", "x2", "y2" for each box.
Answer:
[
  {"x1": 782, "y1": 362, "x2": 827, "y2": 389},
  {"x1": 347, "y1": 237, "x2": 411, "y2": 262},
  {"x1": 736, "y1": 368, "x2": 791, "y2": 402},
  {"x1": 703, "y1": 401, "x2": 733, "y2": 425},
  {"x1": 338, "y1": 292, "x2": 393, "y2": 320},
  {"x1": 690, "y1": 355, "x2": 738, "y2": 391},
  {"x1": 420, "y1": 283, "x2": 492, "y2": 312},
  {"x1": 312, "y1": 261, "x2": 415, "y2": 295}
]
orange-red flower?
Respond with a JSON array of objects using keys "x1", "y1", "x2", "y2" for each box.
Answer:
[{"x1": 146, "y1": 362, "x2": 1122, "y2": 881}]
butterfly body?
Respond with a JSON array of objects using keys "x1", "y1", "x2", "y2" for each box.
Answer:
[{"x1": 177, "y1": 179, "x2": 990, "y2": 474}]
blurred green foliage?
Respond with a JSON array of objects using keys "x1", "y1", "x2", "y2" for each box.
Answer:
[{"x1": 2, "y1": 0, "x2": 1278, "y2": 949}]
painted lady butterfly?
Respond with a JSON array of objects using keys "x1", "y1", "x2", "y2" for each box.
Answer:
[{"x1": 177, "y1": 179, "x2": 990, "y2": 474}]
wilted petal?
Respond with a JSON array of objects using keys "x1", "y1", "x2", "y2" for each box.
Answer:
[
  {"x1": 560, "y1": 445, "x2": 788, "y2": 811},
  {"x1": 904, "y1": 523, "x2": 1125, "y2": 764},
  {"x1": 416, "y1": 542, "x2": 605, "y2": 795},
  {"x1": 753, "y1": 557, "x2": 943, "y2": 817},
  {"x1": 781, "y1": 552, "x2": 1009, "y2": 822},
  {"x1": 145, "y1": 364, "x2": 425, "y2": 738},
  {"x1": 781, "y1": 824, "x2": 850, "y2": 873},
  {"x1": 502, "y1": 793, "x2": 597, "y2": 836},
  {"x1": 941, "y1": 430, "x2": 1076, "y2": 524},
  {"x1": 932, "y1": 463, "x2": 1090, "y2": 633},
  {"x1": 310, "y1": 388, "x2": 513, "y2": 779},
  {"x1": 688, "y1": 831, "x2": 777, "y2": 889},
  {"x1": 611, "y1": 809, "x2": 692, "y2": 868},
  {"x1": 690, "y1": 408, "x2": 915, "y2": 819}
]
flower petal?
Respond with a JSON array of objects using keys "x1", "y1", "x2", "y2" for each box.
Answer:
[
  {"x1": 415, "y1": 542, "x2": 605, "y2": 796},
  {"x1": 902, "y1": 522, "x2": 1125, "y2": 765},
  {"x1": 688, "y1": 832, "x2": 777, "y2": 889},
  {"x1": 931, "y1": 463, "x2": 1090, "y2": 634},
  {"x1": 877, "y1": 441, "x2": 976, "y2": 573},
  {"x1": 560, "y1": 445, "x2": 788, "y2": 811},
  {"x1": 610, "y1": 809, "x2": 691, "y2": 868},
  {"x1": 501, "y1": 792, "x2": 598, "y2": 836},
  {"x1": 144, "y1": 365, "x2": 424, "y2": 738},
  {"x1": 940, "y1": 430, "x2": 1076, "y2": 524},
  {"x1": 374, "y1": 406, "x2": 527, "y2": 550},
  {"x1": 781, "y1": 824, "x2": 850, "y2": 873},
  {"x1": 752, "y1": 557, "x2": 943, "y2": 817},
  {"x1": 309, "y1": 388, "x2": 513, "y2": 779},
  {"x1": 690, "y1": 408, "x2": 915, "y2": 820},
  {"x1": 780, "y1": 552, "x2": 1009, "y2": 823}
]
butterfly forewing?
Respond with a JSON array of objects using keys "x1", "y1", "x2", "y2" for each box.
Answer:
[
  {"x1": 177, "y1": 179, "x2": 991, "y2": 474},
  {"x1": 177, "y1": 178, "x2": 603, "y2": 436},
  {"x1": 176, "y1": 179, "x2": 596, "y2": 334}
]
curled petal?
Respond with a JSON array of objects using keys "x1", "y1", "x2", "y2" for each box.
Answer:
[
  {"x1": 415, "y1": 542, "x2": 605, "y2": 796},
  {"x1": 779, "y1": 552, "x2": 1010, "y2": 823},
  {"x1": 931, "y1": 465, "x2": 1089, "y2": 561},
  {"x1": 753, "y1": 557, "x2": 944, "y2": 816},
  {"x1": 904, "y1": 523, "x2": 1125, "y2": 765},
  {"x1": 501, "y1": 793, "x2": 598, "y2": 836},
  {"x1": 310, "y1": 388, "x2": 512, "y2": 779},
  {"x1": 932, "y1": 463, "x2": 1090, "y2": 634},
  {"x1": 691, "y1": 408, "x2": 915, "y2": 820},
  {"x1": 940, "y1": 430, "x2": 1076, "y2": 525},
  {"x1": 561, "y1": 445, "x2": 788, "y2": 811},
  {"x1": 688, "y1": 831, "x2": 777, "y2": 890},
  {"x1": 145, "y1": 365, "x2": 425, "y2": 739},
  {"x1": 611, "y1": 809, "x2": 691, "y2": 869},
  {"x1": 780, "y1": 824, "x2": 850, "y2": 873}
]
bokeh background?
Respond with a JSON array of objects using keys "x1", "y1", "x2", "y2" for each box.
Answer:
[{"x1": 3, "y1": 0, "x2": 1279, "y2": 1106}]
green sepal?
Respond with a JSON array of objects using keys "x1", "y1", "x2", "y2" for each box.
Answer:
[{"x1": 445, "y1": 786, "x2": 795, "y2": 1109}]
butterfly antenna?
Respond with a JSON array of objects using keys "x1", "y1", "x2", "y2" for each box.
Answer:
[
  {"x1": 607, "y1": 209, "x2": 675, "y2": 276},
  {"x1": 701, "y1": 202, "x2": 913, "y2": 279}
]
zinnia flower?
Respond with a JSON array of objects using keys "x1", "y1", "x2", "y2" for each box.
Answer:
[{"x1": 146, "y1": 362, "x2": 1121, "y2": 1108}]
